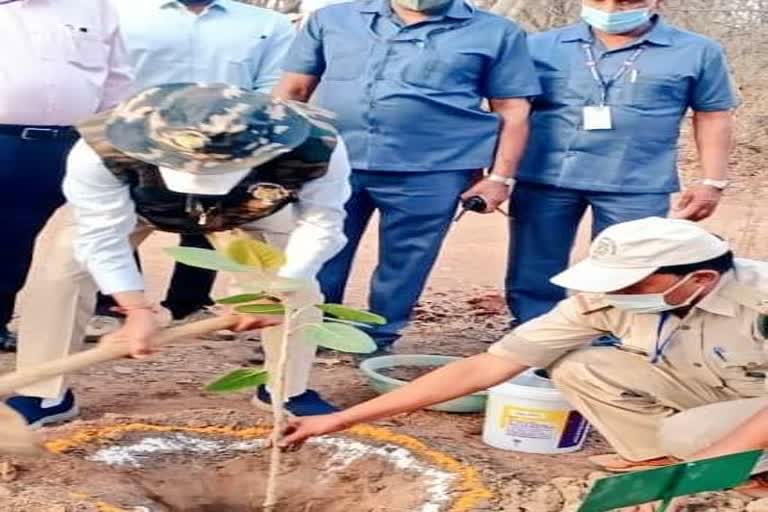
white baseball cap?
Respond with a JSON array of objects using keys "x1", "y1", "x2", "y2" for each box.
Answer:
[
  {"x1": 550, "y1": 217, "x2": 730, "y2": 293},
  {"x1": 159, "y1": 166, "x2": 251, "y2": 195}
]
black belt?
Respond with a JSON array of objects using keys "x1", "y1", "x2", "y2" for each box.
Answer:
[{"x1": 0, "y1": 124, "x2": 79, "y2": 141}]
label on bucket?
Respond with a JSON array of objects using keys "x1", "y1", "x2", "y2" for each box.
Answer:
[{"x1": 499, "y1": 405, "x2": 588, "y2": 449}]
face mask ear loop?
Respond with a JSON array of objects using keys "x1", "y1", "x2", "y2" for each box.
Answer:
[{"x1": 661, "y1": 271, "x2": 716, "y2": 309}]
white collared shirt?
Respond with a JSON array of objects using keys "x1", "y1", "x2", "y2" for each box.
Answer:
[
  {"x1": 115, "y1": 0, "x2": 294, "y2": 93},
  {"x1": 0, "y1": 0, "x2": 133, "y2": 125},
  {"x1": 62, "y1": 139, "x2": 352, "y2": 294}
]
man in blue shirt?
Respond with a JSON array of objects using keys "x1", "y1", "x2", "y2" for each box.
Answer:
[
  {"x1": 506, "y1": 0, "x2": 737, "y2": 324},
  {"x1": 86, "y1": 0, "x2": 296, "y2": 336},
  {"x1": 275, "y1": 0, "x2": 541, "y2": 349}
]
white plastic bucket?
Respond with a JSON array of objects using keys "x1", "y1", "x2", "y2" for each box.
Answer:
[{"x1": 482, "y1": 369, "x2": 590, "y2": 454}]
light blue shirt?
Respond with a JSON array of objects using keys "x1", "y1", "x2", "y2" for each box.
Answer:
[
  {"x1": 283, "y1": 0, "x2": 541, "y2": 172},
  {"x1": 115, "y1": 0, "x2": 295, "y2": 93},
  {"x1": 518, "y1": 18, "x2": 738, "y2": 193}
]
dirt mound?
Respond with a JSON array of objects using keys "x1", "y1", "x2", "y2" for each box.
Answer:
[{"x1": 0, "y1": 415, "x2": 483, "y2": 512}]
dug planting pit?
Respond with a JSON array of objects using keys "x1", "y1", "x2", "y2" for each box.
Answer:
[{"x1": 35, "y1": 421, "x2": 491, "y2": 512}]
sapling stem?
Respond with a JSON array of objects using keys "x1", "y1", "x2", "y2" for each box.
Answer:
[{"x1": 262, "y1": 299, "x2": 294, "y2": 511}]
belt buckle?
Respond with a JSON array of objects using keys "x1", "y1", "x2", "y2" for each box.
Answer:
[{"x1": 21, "y1": 127, "x2": 59, "y2": 140}]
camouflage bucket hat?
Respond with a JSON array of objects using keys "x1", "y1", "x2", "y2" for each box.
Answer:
[{"x1": 104, "y1": 83, "x2": 315, "y2": 174}]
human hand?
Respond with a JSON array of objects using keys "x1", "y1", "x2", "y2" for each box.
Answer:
[
  {"x1": 232, "y1": 314, "x2": 283, "y2": 332},
  {"x1": 100, "y1": 309, "x2": 162, "y2": 358},
  {"x1": 278, "y1": 413, "x2": 351, "y2": 450},
  {"x1": 460, "y1": 179, "x2": 511, "y2": 214},
  {"x1": 671, "y1": 184, "x2": 722, "y2": 221}
]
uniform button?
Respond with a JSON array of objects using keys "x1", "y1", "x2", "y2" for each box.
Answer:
[
  {"x1": 693, "y1": 363, "x2": 703, "y2": 368},
  {"x1": 679, "y1": 325, "x2": 691, "y2": 331}
]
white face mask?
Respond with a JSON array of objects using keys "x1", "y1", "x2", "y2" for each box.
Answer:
[{"x1": 604, "y1": 274, "x2": 706, "y2": 314}]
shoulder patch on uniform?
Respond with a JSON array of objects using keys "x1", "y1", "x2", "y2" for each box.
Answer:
[{"x1": 574, "y1": 293, "x2": 612, "y2": 315}]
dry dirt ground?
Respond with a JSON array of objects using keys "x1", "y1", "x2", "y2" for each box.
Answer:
[{"x1": 0, "y1": 91, "x2": 765, "y2": 510}]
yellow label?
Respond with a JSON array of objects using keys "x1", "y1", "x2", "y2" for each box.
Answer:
[{"x1": 499, "y1": 405, "x2": 568, "y2": 438}]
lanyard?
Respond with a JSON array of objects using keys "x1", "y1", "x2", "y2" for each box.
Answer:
[
  {"x1": 582, "y1": 43, "x2": 644, "y2": 106},
  {"x1": 651, "y1": 311, "x2": 677, "y2": 364}
]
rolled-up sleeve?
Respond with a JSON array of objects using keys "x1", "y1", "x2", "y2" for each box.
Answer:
[
  {"x1": 281, "y1": 12, "x2": 326, "y2": 76},
  {"x1": 690, "y1": 42, "x2": 738, "y2": 112},
  {"x1": 488, "y1": 297, "x2": 610, "y2": 368},
  {"x1": 62, "y1": 141, "x2": 144, "y2": 294},
  {"x1": 278, "y1": 137, "x2": 351, "y2": 281},
  {"x1": 482, "y1": 26, "x2": 542, "y2": 99}
]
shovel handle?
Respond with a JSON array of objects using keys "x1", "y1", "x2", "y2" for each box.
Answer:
[{"x1": 0, "y1": 315, "x2": 240, "y2": 396}]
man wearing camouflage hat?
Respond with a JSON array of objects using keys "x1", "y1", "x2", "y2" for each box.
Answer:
[
  {"x1": 277, "y1": 217, "x2": 768, "y2": 493},
  {"x1": 6, "y1": 83, "x2": 351, "y2": 427}
]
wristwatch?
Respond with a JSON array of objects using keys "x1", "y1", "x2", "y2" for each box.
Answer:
[
  {"x1": 701, "y1": 178, "x2": 730, "y2": 190},
  {"x1": 487, "y1": 173, "x2": 516, "y2": 187}
]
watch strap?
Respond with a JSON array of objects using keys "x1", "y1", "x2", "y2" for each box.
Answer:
[{"x1": 487, "y1": 174, "x2": 516, "y2": 187}]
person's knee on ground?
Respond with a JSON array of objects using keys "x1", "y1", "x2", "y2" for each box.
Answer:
[{"x1": 549, "y1": 348, "x2": 679, "y2": 462}]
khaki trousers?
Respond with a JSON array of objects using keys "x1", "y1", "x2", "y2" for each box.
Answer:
[
  {"x1": 16, "y1": 206, "x2": 320, "y2": 400},
  {"x1": 550, "y1": 347, "x2": 766, "y2": 465}
]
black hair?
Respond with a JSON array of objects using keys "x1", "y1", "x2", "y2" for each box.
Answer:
[{"x1": 655, "y1": 251, "x2": 735, "y2": 276}]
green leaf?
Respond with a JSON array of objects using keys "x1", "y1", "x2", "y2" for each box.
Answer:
[
  {"x1": 205, "y1": 368, "x2": 269, "y2": 393},
  {"x1": 324, "y1": 317, "x2": 372, "y2": 328},
  {"x1": 302, "y1": 322, "x2": 378, "y2": 354},
  {"x1": 317, "y1": 304, "x2": 386, "y2": 325},
  {"x1": 224, "y1": 238, "x2": 286, "y2": 271},
  {"x1": 215, "y1": 293, "x2": 268, "y2": 305},
  {"x1": 164, "y1": 247, "x2": 251, "y2": 272},
  {"x1": 235, "y1": 303, "x2": 286, "y2": 315}
]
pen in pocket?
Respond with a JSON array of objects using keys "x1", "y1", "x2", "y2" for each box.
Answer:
[
  {"x1": 713, "y1": 346, "x2": 727, "y2": 361},
  {"x1": 630, "y1": 68, "x2": 638, "y2": 83}
]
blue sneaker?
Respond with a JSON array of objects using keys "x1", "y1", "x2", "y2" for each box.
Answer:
[
  {"x1": 0, "y1": 329, "x2": 17, "y2": 352},
  {"x1": 252, "y1": 386, "x2": 338, "y2": 416},
  {"x1": 6, "y1": 389, "x2": 79, "y2": 430}
]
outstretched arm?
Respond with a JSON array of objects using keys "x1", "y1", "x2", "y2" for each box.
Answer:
[{"x1": 280, "y1": 353, "x2": 529, "y2": 447}]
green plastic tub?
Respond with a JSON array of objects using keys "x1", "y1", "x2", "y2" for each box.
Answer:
[{"x1": 359, "y1": 354, "x2": 487, "y2": 413}]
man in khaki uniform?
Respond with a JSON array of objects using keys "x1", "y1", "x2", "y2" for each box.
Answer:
[{"x1": 278, "y1": 217, "x2": 768, "y2": 491}]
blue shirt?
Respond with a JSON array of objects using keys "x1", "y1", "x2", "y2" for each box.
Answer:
[
  {"x1": 115, "y1": 0, "x2": 294, "y2": 92},
  {"x1": 283, "y1": 0, "x2": 541, "y2": 172},
  {"x1": 518, "y1": 19, "x2": 738, "y2": 193}
]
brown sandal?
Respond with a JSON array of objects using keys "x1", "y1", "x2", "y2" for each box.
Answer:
[{"x1": 588, "y1": 453, "x2": 680, "y2": 473}]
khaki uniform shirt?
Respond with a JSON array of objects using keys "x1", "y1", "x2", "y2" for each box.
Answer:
[{"x1": 490, "y1": 259, "x2": 768, "y2": 397}]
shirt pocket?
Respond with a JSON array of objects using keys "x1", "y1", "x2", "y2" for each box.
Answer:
[
  {"x1": 66, "y1": 29, "x2": 108, "y2": 70},
  {"x1": 401, "y1": 48, "x2": 483, "y2": 91},
  {"x1": 710, "y1": 348, "x2": 768, "y2": 396},
  {"x1": 629, "y1": 76, "x2": 690, "y2": 111}
]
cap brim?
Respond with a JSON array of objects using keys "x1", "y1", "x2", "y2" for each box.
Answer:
[
  {"x1": 550, "y1": 259, "x2": 659, "y2": 293},
  {"x1": 159, "y1": 166, "x2": 250, "y2": 195}
]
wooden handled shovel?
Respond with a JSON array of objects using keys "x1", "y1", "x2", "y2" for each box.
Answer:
[{"x1": 0, "y1": 315, "x2": 240, "y2": 456}]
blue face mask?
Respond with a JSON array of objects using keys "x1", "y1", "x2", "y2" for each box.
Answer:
[{"x1": 581, "y1": 4, "x2": 652, "y2": 34}]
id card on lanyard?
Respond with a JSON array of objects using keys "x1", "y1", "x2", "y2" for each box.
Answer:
[{"x1": 582, "y1": 43, "x2": 645, "y2": 131}]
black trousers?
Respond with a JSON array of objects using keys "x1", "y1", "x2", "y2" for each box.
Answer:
[
  {"x1": 95, "y1": 233, "x2": 215, "y2": 320},
  {"x1": 0, "y1": 128, "x2": 78, "y2": 333}
]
